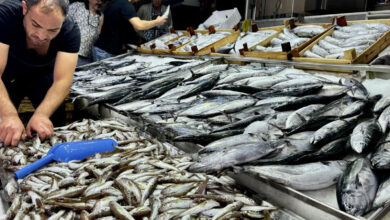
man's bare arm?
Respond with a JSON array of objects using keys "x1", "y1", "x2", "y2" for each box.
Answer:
[
  {"x1": 0, "y1": 42, "x2": 26, "y2": 146},
  {"x1": 129, "y1": 16, "x2": 167, "y2": 31},
  {"x1": 26, "y1": 51, "x2": 78, "y2": 140}
]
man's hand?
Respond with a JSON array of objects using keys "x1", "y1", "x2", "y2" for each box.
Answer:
[
  {"x1": 26, "y1": 113, "x2": 53, "y2": 141},
  {"x1": 0, "y1": 114, "x2": 26, "y2": 146},
  {"x1": 155, "y1": 16, "x2": 167, "y2": 26}
]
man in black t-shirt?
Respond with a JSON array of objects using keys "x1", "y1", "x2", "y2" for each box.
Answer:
[
  {"x1": 93, "y1": 0, "x2": 167, "y2": 60},
  {"x1": 0, "y1": 0, "x2": 80, "y2": 146}
]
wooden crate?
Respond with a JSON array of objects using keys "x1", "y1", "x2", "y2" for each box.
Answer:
[
  {"x1": 18, "y1": 96, "x2": 75, "y2": 124},
  {"x1": 137, "y1": 31, "x2": 187, "y2": 54},
  {"x1": 172, "y1": 29, "x2": 240, "y2": 56},
  {"x1": 210, "y1": 25, "x2": 284, "y2": 57},
  {"x1": 18, "y1": 97, "x2": 35, "y2": 113},
  {"x1": 293, "y1": 19, "x2": 390, "y2": 65},
  {"x1": 151, "y1": 30, "x2": 209, "y2": 55},
  {"x1": 243, "y1": 22, "x2": 333, "y2": 60}
]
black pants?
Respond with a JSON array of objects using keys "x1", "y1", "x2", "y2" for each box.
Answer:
[{"x1": 3, "y1": 73, "x2": 65, "y2": 126}]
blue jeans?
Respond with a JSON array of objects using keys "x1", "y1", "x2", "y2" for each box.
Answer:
[
  {"x1": 92, "y1": 46, "x2": 114, "y2": 62},
  {"x1": 77, "y1": 56, "x2": 92, "y2": 67}
]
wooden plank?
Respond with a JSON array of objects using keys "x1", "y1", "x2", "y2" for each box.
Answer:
[
  {"x1": 292, "y1": 26, "x2": 334, "y2": 56},
  {"x1": 352, "y1": 30, "x2": 390, "y2": 64},
  {"x1": 208, "y1": 26, "x2": 286, "y2": 58},
  {"x1": 294, "y1": 65, "x2": 355, "y2": 74},
  {"x1": 344, "y1": 49, "x2": 357, "y2": 61},
  {"x1": 294, "y1": 56, "x2": 352, "y2": 64},
  {"x1": 196, "y1": 30, "x2": 240, "y2": 56},
  {"x1": 243, "y1": 51, "x2": 289, "y2": 60},
  {"x1": 137, "y1": 46, "x2": 154, "y2": 54},
  {"x1": 137, "y1": 31, "x2": 188, "y2": 54},
  {"x1": 150, "y1": 31, "x2": 192, "y2": 55},
  {"x1": 210, "y1": 53, "x2": 241, "y2": 57},
  {"x1": 297, "y1": 27, "x2": 334, "y2": 57},
  {"x1": 171, "y1": 30, "x2": 210, "y2": 56}
]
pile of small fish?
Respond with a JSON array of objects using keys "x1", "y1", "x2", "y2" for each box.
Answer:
[
  {"x1": 254, "y1": 26, "x2": 325, "y2": 52},
  {"x1": 0, "y1": 119, "x2": 139, "y2": 172},
  {"x1": 178, "y1": 32, "x2": 233, "y2": 52},
  {"x1": 216, "y1": 30, "x2": 278, "y2": 54},
  {"x1": 3, "y1": 119, "x2": 284, "y2": 220},
  {"x1": 141, "y1": 31, "x2": 185, "y2": 50},
  {"x1": 304, "y1": 22, "x2": 390, "y2": 59}
]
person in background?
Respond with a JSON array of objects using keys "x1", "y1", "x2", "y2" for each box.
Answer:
[
  {"x1": 137, "y1": 0, "x2": 172, "y2": 42},
  {"x1": 0, "y1": 0, "x2": 80, "y2": 146},
  {"x1": 68, "y1": 0, "x2": 102, "y2": 66},
  {"x1": 93, "y1": 0, "x2": 167, "y2": 61}
]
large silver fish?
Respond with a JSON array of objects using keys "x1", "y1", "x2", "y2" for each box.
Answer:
[
  {"x1": 337, "y1": 158, "x2": 378, "y2": 216},
  {"x1": 241, "y1": 160, "x2": 347, "y2": 191}
]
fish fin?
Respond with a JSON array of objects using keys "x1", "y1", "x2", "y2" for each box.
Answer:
[
  {"x1": 195, "y1": 176, "x2": 209, "y2": 195},
  {"x1": 138, "y1": 116, "x2": 148, "y2": 132},
  {"x1": 71, "y1": 96, "x2": 78, "y2": 103},
  {"x1": 295, "y1": 113, "x2": 307, "y2": 123},
  {"x1": 320, "y1": 161, "x2": 331, "y2": 165},
  {"x1": 268, "y1": 123, "x2": 285, "y2": 132},
  {"x1": 232, "y1": 166, "x2": 243, "y2": 174},
  {"x1": 376, "y1": 140, "x2": 390, "y2": 146},
  {"x1": 354, "y1": 176, "x2": 363, "y2": 187},
  {"x1": 173, "y1": 114, "x2": 178, "y2": 122},
  {"x1": 218, "y1": 111, "x2": 231, "y2": 123},
  {"x1": 189, "y1": 69, "x2": 195, "y2": 78}
]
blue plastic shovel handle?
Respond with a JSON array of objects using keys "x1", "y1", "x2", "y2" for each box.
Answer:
[{"x1": 15, "y1": 153, "x2": 55, "y2": 179}]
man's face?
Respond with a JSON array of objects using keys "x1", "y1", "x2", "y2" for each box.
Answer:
[
  {"x1": 152, "y1": 0, "x2": 162, "y2": 8},
  {"x1": 22, "y1": 1, "x2": 64, "y2": 47},
  {"x1": 89, "y1": 0, "x2": 102, "y2": 11}
]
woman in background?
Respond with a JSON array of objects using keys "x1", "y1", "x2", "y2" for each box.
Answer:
[
  {"x1": 137, "y1": 0, "x2": 172, "y2": 42},
  {"x1": 68, "y1": 0, "x2": 103, "y2": 66}
]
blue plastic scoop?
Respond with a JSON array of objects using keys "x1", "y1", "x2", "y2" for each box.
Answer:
[{"x1": 14, "y1": 139, "x2": 117, "y2": 179}]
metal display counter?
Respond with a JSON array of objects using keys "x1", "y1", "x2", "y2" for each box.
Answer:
[{"x1": 11, "y1": 53, "x2": 384, "y2": 220}]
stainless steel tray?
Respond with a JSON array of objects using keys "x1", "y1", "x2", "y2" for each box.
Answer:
[{"x1": 77, "y1": 54, "x2": 390, "y2": 220}]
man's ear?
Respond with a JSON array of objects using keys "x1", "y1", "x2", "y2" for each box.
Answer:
[{"x1": 22, "y1": 1, "x2": 28, "y2": 15}]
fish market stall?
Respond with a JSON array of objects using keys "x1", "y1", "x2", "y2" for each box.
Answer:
[{"x1": 68, "y1": 52, "x2": 390, "y2": 220}]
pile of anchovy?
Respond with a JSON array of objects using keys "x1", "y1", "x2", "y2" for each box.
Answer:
[{"x1": 2, "y1": 119, "x2": 287, "y2": 220}]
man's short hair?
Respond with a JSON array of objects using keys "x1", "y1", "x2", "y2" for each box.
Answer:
[{"x1": 24, "y1": 0, "x2": 69, "y2": 16}]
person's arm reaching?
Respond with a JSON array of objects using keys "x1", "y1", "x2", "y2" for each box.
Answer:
[
  {"x1": 129, "y1": 16, "x2": 167, "y2": 31},
  {"x1": 98, "y1": 15, "x2": 104, "y2": 34},
  {"x1": 26, "y1": 51, "x2": 78, "y2": 141},
  {"x1": 0, "y1": 42, "x2": 26, "y2": 146}
]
